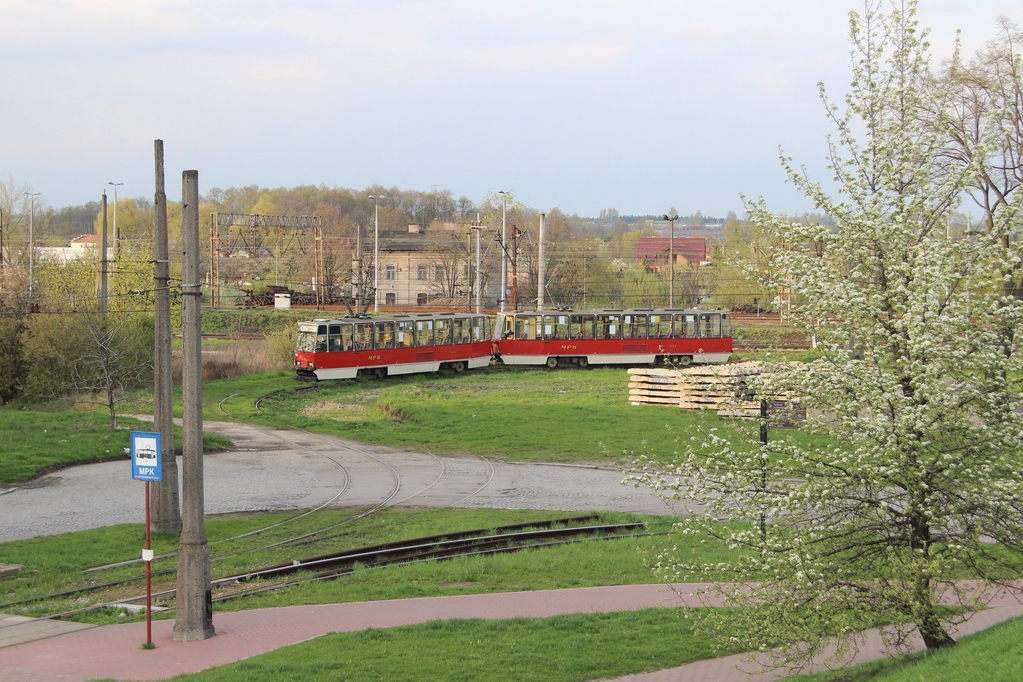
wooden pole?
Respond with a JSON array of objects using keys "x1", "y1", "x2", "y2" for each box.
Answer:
[
  {"x1": 152, "y1": 140, "x2": 181, "y2": 534},
  {"x1": 173, "y1": 170, "x2": 214, "y2": 642}
]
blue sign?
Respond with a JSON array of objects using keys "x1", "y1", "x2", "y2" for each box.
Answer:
[{"x1": 130, "y1": 431, "x2": 162, "y2": 482}]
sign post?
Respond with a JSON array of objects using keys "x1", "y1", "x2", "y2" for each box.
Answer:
[{"x1": 131, "y1": 431, "x2": 162, "y2": 648}]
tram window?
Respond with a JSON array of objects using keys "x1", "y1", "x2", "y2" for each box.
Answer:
[
  {"x1": 453, "y1": 318, "x2": 470, "y2": 344},
  {"x1": 396, "y1": 320, "x2": 414, "y2": 347},
  {"x1": 542, "y1": 315, "x2": 557, "y2": 340},
  {"x1": 515, "y1": 315, "x2": 540, "y2": 340},
  {"x1": 415, "y1": 319, "x2": 434, "y2": 346},
  {"x1": 435, "y1": 319, "x2": 452, "y2": 345},
  {"x1": 315, "y1": 324, "x2": 327, "y2": 352},
  {"x1": 650, "y1": 315, "x2": 672, "y2": 338},
  {"x1": 554, "y1": 315, "x2": 569, "y2": 339},
  {"x1": 701, "y1": 313, "x2": 721, "y2": 338},
  {"x1": 328, "y1": 324, "x2": 342, "y2": 352},
  {"x1": 354, "y1": 323, "x2": 373, "y2": 350},
  {"x1": 472, "y1": 316, "x2": 487, "y2": 342},
  {"x1": 596, "y1": 314, "x2": 620, "y2": 339},
  {"x1": 623, "y1": 315, "x2": 648, "y2": 339},
  {"x1": 375, "y1": 322, "x2": 395, "y2": 349},
  {"x1": 503, "y1": 316, "x2": 514, "y2": 339},
  {"x1": 675, "y1": 314, "x2": 697, "y2": 338},
  {"x1": 570, "y1": 314, "x2": 594, "y2": 339},
  {"x1": 720, "y1": 314, "x2": 732, "y2": 338},
  {"x1": 341, "y1": 324, "x2": 354, "y2": 351}
]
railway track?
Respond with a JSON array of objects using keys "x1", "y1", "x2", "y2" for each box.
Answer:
[{"x1": 112, "y1": 519, "x2": 648, "y2": 610}]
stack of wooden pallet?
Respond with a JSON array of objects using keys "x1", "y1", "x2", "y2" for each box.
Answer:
[{"x1": 627, "y1": 362, "x2": 764, "y2": 414}]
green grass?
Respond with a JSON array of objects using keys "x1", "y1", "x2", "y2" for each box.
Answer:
[
  {"x1": 0, "y1": 409, "x2": 231, "y2": 484},
  {"x1": 792, "y1": 615, "x2": 1023, "y2": 681},
  {"x1": 149, "y1": 609, "x2": 735, "y2": 682},
  {"x1": 0, "y1": 507, "x2": 739, "y2": 622},
  {"x1": 203, "y1": 367, "x2": 827, "y2": 465}
]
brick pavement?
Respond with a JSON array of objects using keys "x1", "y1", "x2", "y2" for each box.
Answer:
[{"x1": 0, "y1": 583, "x2": 1021, "y2": 682}]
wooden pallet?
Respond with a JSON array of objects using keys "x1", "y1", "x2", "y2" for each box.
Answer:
[{"x1": 627, "y1": 362, "x2": 769, "y2": 414}]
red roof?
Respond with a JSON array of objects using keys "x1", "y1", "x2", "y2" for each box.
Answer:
[
  {"x1": 73, "y1": 234, "x2": 101, "y2": 244},
  {"x1": 636, "y1": 237, "x2": 707, "y2": 263}
]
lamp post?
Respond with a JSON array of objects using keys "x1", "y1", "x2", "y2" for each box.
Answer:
[
  {"x1": 662, "y1": 213, "x2": 679, "y2": 308},
  {"x1": 498, "y1": 190, "x2": 508, "y2": 312},
  {"x1": 108, "y1": 182, "x2": 123, "y2": 263},
  {"x1": 24, "y1": 192, "x2": 40, "y2": 296},
  {"x1": 369, "y1": 194, "x2": 385, "y2": 312}
]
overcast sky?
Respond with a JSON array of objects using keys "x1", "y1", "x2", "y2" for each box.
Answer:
[{"x1": 2, "y1": 0, "x2": 1018, "y2": 218}]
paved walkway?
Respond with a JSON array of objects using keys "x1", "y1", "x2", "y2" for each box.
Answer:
[{"x1": 1, "y1": 584, "x2": 1021, "y2": 682}]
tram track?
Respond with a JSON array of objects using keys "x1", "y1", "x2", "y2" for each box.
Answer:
[{"x1": 100, "y1": 519, "x2": 650, "y2": 614}]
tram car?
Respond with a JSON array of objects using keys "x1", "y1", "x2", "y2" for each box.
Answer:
[
  {"x1": 294, "y1": 312, "x2": 492, "y2": 380},
  {"x1": 494, "y1": 309, "x2": 732, "y2": 368}
]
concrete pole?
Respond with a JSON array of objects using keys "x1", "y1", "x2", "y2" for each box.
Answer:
[
  {"x1": 499, "y1": 192, "x2": 507, "y2": 312},
  {"x1": 24, "y1": 192, "x2": 40, "y2": 296},
  {"x1": 100, "y1": 192, "x2": 108, "y2": 318},
  {"x1": 669, "y1": 217, "x2": 674, "y2": 308},
  {"x1": 537, "y1": 213, "x2": 546, "y2": 311},
  {"x1": 152, "y1": 140, "x2": 181, "y2": 534},
  {"x1": 353, "y1": 224, "x2": 363, "y2": 314},
  {"x1": 174, "y1": 169, "x2": 214, "y2": 642},
  {"x1": 475, "y1": 214, "x2": 481, "y2": 314}
]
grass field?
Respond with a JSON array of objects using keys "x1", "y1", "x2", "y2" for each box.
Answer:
[
  {"x1": 200, "y1": 366, "x2": 828, "y2": 465},
  {"x1": 0, "y1": 507, "x2": 738, "y2": 622},
  {"x1": 148, "y1": 608, "x2": 737, "y2": 682},
  {"x1": 0, "y1": 409, "x2": 231, "y2": 485},
  {"x1": 792, "y1": 614, "x2": 1023, "y2": 681}
]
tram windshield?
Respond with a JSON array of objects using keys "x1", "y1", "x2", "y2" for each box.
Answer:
[{"x1": 296, "y1": 323, "x2": 325, "y2": 352}]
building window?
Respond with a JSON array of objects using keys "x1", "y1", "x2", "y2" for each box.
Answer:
[
  {"x1": 435, "y1": 264, "x2": 445, "y2": 281},
  {"x1": 417, "y1": 264, "x2": 427, "y2": 280},
  {"x1": 385, "y1": 265, "x2": 396, "y2": 281},
  {"x1": 385, "y1": 293, "x2": 396, "y2": 305}
]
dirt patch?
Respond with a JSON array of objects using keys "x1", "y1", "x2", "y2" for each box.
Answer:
[{"x1": 302, "y1": 401, "x2": 369, "y2": 421}]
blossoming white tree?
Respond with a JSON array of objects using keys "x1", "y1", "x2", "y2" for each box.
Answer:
[{"x1": 633, "y1": 0, "x2": 1023, "y2": 668}]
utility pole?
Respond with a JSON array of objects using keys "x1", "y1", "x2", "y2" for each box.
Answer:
[
  {"x1": 353, "y1": 224, "x2": 363, "y2": 314},
  {"x1": 152, "y1": 140, "x2": 181, "y2": 534},
  {"x1": 537, "y1": 213, "x2": 546, "y2": 311},
  {"x1": 511, "y1": 225, "x2": 520, "y2": 310},
  {"x1": 24, "y1": 192, "x2": 40, "y2": 297},
  {"x1": 100, "y1": 193, "x2": 108, "y2": 318},
  {"x1": 473, "y1": 214, "x2": 482, "y2": 313},
  {"x1": 174, "y1": 170, "x2": 214, "y2": 642},
  {"x1": 498, "y1": 191, "x2": 508, "y2": 312},
  {"x1": 662, "y1": 213, "x2": 679, "y2": 307},
  {"x1": 369, "y1": 195, "x2": 385, "y2": 312},
  {"x1": 108, "y1": 182, "x2": 123, "y2": 270}
]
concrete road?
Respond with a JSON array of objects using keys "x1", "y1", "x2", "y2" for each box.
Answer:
[{"x1": 0, "y1": 421, "x2": 682, "y2": 543}]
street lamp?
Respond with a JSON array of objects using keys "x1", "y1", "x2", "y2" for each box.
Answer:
[
  {"x1": 662, "y1": 213, "x2": 679, "y2": 308},
  {"x1": 108, "y1": 182, "x2": 123, "y2": 263},
  {"x1": 369, "y1": 194, "x2": 386, "y2": 312},
  {"x1": 24, "y1": 191, "x2": 40, "y2": 296},
  {"x1": 498, "y1": 190, "x2": 508, "y2": 312}
]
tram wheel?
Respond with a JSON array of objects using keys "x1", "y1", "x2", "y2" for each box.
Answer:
[
  {"x1": 453, "y1": 361, "x2": 466, "y2": 373},
  {"x1": 578, "y1": 357, "x2": 589, "y2": 368},
  {"x1": 546, "y1": 357, "x2": 558, "y2": 369},
  {"x1": 677, "y1": 355, "x2": 693, "y2": 366}
]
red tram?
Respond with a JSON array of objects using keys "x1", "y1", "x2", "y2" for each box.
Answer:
[
  {"x1": 294, "y1": 312, "x2": 492, "y2": 380},
  {"x1": 494, "y1": 309, "x2": 732, "y2": 368}
]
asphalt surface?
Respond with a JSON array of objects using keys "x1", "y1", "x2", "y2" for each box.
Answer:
[{"x1": 0, "y1": 420, "x2": 680, "y2": 543}]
